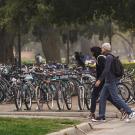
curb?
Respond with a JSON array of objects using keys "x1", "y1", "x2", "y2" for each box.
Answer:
[
  {"x1": 0, "y1": 112, "x2": 118, "y2": 118},
  {"x1": 0, "y1": 112, "x2": 90, "y2": 117},
  {"x1": 47, "y1": 122, "x2": 93, "y2": 135}
]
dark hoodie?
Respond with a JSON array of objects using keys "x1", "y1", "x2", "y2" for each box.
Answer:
[
  {"x1": 74, "y1": 52, "x2": 85, "y2": 68},
  {"x1": 91, "y1": 47, "x2": 106, "y2": 79}
]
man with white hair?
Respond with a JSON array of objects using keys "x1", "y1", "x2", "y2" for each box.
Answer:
[{"x1": 93, "y1": 42, "x2": 135, "y2": 121}]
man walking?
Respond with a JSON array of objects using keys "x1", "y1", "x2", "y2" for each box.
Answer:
[
  {"x1": 94, "y1": 43, "x2": 135, "y2": 121},
  {"x1": 89, "y1": 46, "x2": 121, "y2": 120}
]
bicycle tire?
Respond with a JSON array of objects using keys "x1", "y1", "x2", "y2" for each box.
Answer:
[
  {"x1": 117, "y1": 83, "x2": 131, "y2": 102},
  {"x1": 24, "y1": 84, "x2": 32, "y2": 110},
  {"x1": 46, "y1": 83, "x2": 56, "y2": 110},
  {"x1": 63, "y1": 80, "x2": 72, "y2": 110},
  {"x1": 56, "y1": 82, "x2": 65, "y2": 110},
  {"x1": 35, "y1": 86, "x2": 44, "y2": 110},
  {"x1": 83, "y1": 83, "x2": 93, "y2": 110},
  {"x1": 13, "y1": 86, "x2": 22, "y2": 111},
  {"x1": 0, "y1": 85, "x2": 4, "y2": 103},
  {"x1": 77, "y1": 85, "x2": 85, "y2": 110}
]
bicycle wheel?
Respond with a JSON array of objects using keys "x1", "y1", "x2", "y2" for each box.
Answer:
[
  {"x1": 24, "y1": 84, "x2": 32, "y2": 110},
  {"x1": 35, "y1": 86, "x2": 45, "y2": 110},
  {"x1": 63, "y1": 81, "x2": 72, "y2": 110},
  {"x1": 121, "y1": 82, "x2": 134, "y2": 103},
  {"x1": 77, "y1": 85, "x2": 85, "y2": 110},
  {"x1": 29, "y1": 83, "x2": 36, "y2": 100},
  {"x1": 117, "y1": 83, "x2": 131, "y2": 102},
  {"x1": 0, "y1": 85, "x2": 5, "y2": 103},
  {"x1": 56, "y1": 83, "x2": 65, "y2": 110},
  {"x1": 13, "y1": 86, "x2": 22, "y2": 111},
  {"x1": 83, "y1": 83, "x2": 93, "y2": 110},
  {"x1": 46, "y1": 84, "x2": 55, "y2": 110}
]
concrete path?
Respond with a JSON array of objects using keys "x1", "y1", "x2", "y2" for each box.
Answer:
[
  {"x1": 0, "y1": 98, "x2": 135, "y2": 135},
  {"x1": 88, "y1": 118, "x2": 135, "y2": 135}
]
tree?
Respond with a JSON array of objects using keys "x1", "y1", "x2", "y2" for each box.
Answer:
[
  {"x1": 0, "y1": 0, "x2": 62, "y2": 63},
  {"x1": 1, "y1": 0, "x2": 135, "y2": 63},
  {"x1": 0, "y1": 0, "x2": 15, "y2": 63}
]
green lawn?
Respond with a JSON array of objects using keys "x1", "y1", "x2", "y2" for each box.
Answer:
[{"x1": 0, "y1": 117, "x2": 80, "y2": 135}]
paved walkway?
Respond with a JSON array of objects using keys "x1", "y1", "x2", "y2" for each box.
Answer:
[
  {"x1": 88, "y1": 118, "x2": 135, "y2": 135},
  {"x1": 0, "y1": 102, "x2": 120, "y2": 122},
  {"x1": 0, "y1": 98, "x2": 135, "y2": 135}
]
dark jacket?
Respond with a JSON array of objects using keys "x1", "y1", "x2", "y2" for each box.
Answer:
[
  {"x1": 90, "y1": 47, "x2": 106, "y2": 80},
  {"x1": 96, "y1": 55, "x2": 106, "y2": 79},
  {"x1": 99, "y1": 54, "x2": 117, "y2": 83}
]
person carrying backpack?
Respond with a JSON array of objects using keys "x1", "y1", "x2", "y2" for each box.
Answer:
[
  {"x1": 94, "y1": 43, "x2": 135, "y2": 122},
  {"x1": 89, "y1": 46, "x2": 121, "y2": 121}
]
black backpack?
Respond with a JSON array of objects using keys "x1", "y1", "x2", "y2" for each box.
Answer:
[{"x1": 110, "y1": 54, "x2": 124, "y2": 78}]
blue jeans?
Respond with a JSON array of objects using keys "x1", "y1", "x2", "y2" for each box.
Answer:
[
  {"x1": 90, "y1": 82, "x2": 121, "y2": 113},
  {"x1": 99, "y1": 82, "x2": 132, "y2": 118}
]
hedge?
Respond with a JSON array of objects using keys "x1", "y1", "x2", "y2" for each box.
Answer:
[{"x1": 123, "y1": 62, "x2": 135, "y2": 70}]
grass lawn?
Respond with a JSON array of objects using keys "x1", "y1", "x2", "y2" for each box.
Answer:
[{"x1": 0, "y1": 117, "x2": 80, "y2": 135}]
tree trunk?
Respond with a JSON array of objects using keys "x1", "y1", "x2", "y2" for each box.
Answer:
[
  {"x1": 39, "y1": 26, "x2": 61, "y2": 63},
  {"x1": 0, "y1": 28, "x2": 15, "y2": 64}
]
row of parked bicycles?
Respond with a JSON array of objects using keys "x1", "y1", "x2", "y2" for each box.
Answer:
[{"x1": 0, "y1": 63, "x2": 135, "y2": 111}]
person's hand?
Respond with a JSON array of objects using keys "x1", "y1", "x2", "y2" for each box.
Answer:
[{"x1": 95, "y1": 80, "x2": 101, "y2": 87}]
